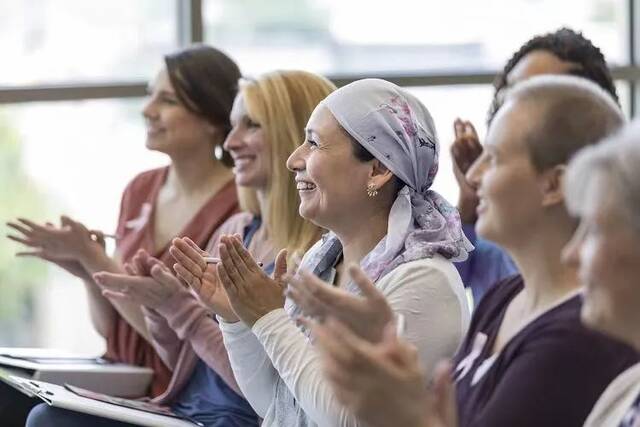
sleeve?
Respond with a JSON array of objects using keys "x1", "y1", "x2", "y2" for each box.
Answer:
[
  {"x1": 219, "y1": 317, "x2": 279, "y2": 418},
  {"x1": 143, "y1": 306, "x2": 182, "y2": 370},
  {"x1": 454, "y1": 223, "x2": 517, "y2": 302},
  {"x1": 153, "y1": 289, "x2": 241, "y2": 394},
  {"x1": 249, "y1": 260, "x2": 468, "y2": 427},
  {"x1": 470, "y1": 328, "x2": 636, "y2": 427}
]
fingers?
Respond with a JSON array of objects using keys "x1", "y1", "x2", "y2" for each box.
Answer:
[
  {"x1": 101, "y1": 289, "x2": 129, "y2": 300},
  {"x1": 93, "y1": 272, "x2": 140, "y2": 293},
  {"x1": 6, "y1": 221, "x2": 34, "y2": 238},
  {"x1": 311, "y1": 318, "x2": 359, "y2": 367},
  {"x1": 150, "y1": 263, "x2": 181, "y2": 291},
  {"x1": 453, "y1": 118, "x2": 464, "y2": 139},
  {"x1": 15, "y1": 250, "x2": 46, "y2": 258},
  {"x1": 348, "y1": 264, "x2": 383, "y2": 301},
  {"x1": 170, "y1": 239, "x2": 207, "y2": 273},
  {"x1": 124, "y1": 262, "x2": 137, "y2": 275},
  {"x1": 174, "y1": 263, "x2": 201, "y2": 291},
  {"x1": 286, "y1": 270, "x2": 335, "y2": 317},
  {"x1": 170, "y1": 244, "x2": 206, "y2": 278},
  {"x1": 183, "y1": 237, "x2": 208, "y2": 256},
  {"x1": 225, "y1": 236, "x2": 256, "y2": 276},
  {"x1": 6, "y1": 234, "x2": 39, "y2": 247},
  {"x1": 430, "y1": 360, "x2": 457, "y2": 425},
  {"x1": 273, "y1": 249, "x2": 288, "y2": 281},
  {"x1": 16, "y1": 218, "x2": 49, "y2": 234},
  {"x1": 217, "y1": 261, "x2": 238, "y2": 297},
  {"x1": 219, "y1": 241, "x2": 246, "y2": 286}
]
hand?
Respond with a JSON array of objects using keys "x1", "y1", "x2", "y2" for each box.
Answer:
[
  {"x1": 451, "y1": 119, "x2": 482, "y2": 224},
  {"x1": 7, "y1": 216, "x2": 106, "y2": 264},
  {"x1": 286, "y1": 264, "x2": 393, "y2": 343},
  {"x1": 217, "y1": 235, "x2": 288, "y2": 327},
  {"x1": 124, "y1": 249, "x2": 162, "y2": 277},
  {"x1": 169, "y1": 237, "x2": 238, "y2": 321},
  {"x1": 308, "y1": 318, "x2": 434, "y2": 427},
  {"x1": 93, "y1": 262, "x2": 182, "y2": 310}
]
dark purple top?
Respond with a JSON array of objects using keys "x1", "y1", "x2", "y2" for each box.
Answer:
[{"x1": 453, "y1": 275, "x2": 639, "y2": 427}]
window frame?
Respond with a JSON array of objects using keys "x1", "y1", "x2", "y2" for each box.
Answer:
[{"x1": 1, "y1": 0, "x2": 638, "y2": 116}]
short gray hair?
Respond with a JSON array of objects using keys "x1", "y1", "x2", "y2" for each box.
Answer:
[
  {"x1": 566, "y1": 119, "x2": 640, "y2": 232},
  {"x1": 503, "y1": 74, "x2": 625, "y2": 171}
]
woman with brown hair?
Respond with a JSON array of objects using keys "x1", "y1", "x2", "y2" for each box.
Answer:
[{"x1": 7, "y1": 44, "x2": 242, "y2": 398}]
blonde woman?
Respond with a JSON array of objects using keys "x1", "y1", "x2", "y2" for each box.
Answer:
[{"x1": 26, "y1": 70, "x2": 335, "y2": 427}]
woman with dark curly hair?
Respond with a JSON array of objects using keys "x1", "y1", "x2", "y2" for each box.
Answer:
[{"x1": 452, "y1": 28, "x2": 620, "y2": 303}]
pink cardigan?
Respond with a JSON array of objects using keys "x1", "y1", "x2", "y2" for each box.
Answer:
[{"x1": 144, "y1": 212, "x2": 276, "y2": 405}]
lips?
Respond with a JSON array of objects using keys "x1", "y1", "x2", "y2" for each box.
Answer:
[
  {"x1": 296, "y1": 182, "x2": 316, "y2": 191},
  {"x1": 232, "y1": 156, "x2": 255, "y2": 169},
  {"x1": 146, "y1": 127, "x2": 166, "y2": 136},
  {"x1": 295, "y1": 177, "x2": 316, "y2": 191}
]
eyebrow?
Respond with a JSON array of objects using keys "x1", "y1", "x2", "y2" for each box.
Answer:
[{"x1": 146, "y1": 86, "x2": 177, "y2": 97}]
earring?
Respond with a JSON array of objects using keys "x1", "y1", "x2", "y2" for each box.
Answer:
[
  {"x1": 366, "y1": 183, "x2": 378, "y2": 197},
  {"x1": 214, "y1": 145, "x2": 225, "y2": 161}
]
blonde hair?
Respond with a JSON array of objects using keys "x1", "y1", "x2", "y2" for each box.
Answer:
[{"x1": 240, "y1": 70, "x2": 336, "y2": 258}]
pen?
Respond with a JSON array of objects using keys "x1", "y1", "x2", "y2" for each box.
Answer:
[{"x1": 204, "y1": 257, "x2": 263, "y2": 267}]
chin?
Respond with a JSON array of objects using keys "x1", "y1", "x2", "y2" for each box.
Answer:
[{"x1": 580, "y1": 303, "x2": 614, "y2": 338}]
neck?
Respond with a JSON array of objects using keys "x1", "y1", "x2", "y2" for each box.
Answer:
[
  {"x1": 167, "y1": 148, "x2": 232, "y2": 196},
  {"x1": 256, "y1": 188, "x2": 270, "y2": 234},
  {"x1": 506, "y1": 219, "x2": 580, "y2": 312},
  {"x1": 333, "y1": 207, "x2": 390, "y2": 269}
]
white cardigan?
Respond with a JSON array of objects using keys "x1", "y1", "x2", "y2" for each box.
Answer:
[
  {"x1": 584, "y1": 362, "x2": 640, "y2": 427},
  {"x1": 219, "y1": 255, "x2": 470, "y2": 427}
]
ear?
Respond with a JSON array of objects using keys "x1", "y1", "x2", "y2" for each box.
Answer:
[
  {"x1": 368, "y1": 159, "x2": 395, "y2": 191},
  {"x1": 539, "y1": 164, "x2": 566, "y2": 208},
  {"x1": 205, "y1": 122, "x2": 224, "y2": 140}
]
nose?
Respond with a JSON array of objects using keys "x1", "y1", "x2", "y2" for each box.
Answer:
[
  {"x1": 287, "y1": 143, "x2": 306, "y2": 172},
  {"x1": 142, "y1": 96, "x2": 158, "y2": 121},
  {"x1": 223, "y1": 126, "x2": 243, "y2": 152},
  {"x1": 465, "y1": 154, "x2": 486, "y2": 190}
]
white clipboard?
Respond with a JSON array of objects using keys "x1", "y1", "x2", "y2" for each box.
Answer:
[
  {"x1": 0, "y1": 347, "x2": 152, "y2": 398},
  {"x1": 6, "y1": 376, "x2": 200, "y2": 427}
]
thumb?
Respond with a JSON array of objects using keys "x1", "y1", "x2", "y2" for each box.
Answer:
[
  {"x1": 274, "y1": 249, "x2": 288, "y2": 282},
  {"x1": 348, "y1": 264, "x2": 381, "y2": 300},
  {"x1": 60, "y1": 215, "x2": 74, "y2": 228},
  {"x1": 150, "y1": 263, "x2": 179, "y2": 291}
]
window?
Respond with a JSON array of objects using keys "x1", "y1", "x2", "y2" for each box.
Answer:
[
  {"x1": 0, "y1": 99, "x2": 167, "y2": 352},
  {"x1": 203, "y1": 0, "x2": 627, "y2": 76},
  {"x1": 0, "y1": 0, "x2": 176, "y2": 86}
]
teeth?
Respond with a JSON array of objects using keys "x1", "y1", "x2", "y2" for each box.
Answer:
[{"x1": 296, "y1": 182, "x2": 316, "y2": 190}]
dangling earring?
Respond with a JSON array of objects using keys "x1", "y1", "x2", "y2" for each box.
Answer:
[
  {"x1": 366, "y1": 183, "x2": 378, "y2": 197},
  {"x1": 214, "y1": 145, "x2": 225, "y2": 161}
]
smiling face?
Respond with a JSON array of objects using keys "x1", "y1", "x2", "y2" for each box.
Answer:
[
  {"x1": 142, "y1": 68, "x2": 219, "y2": 156},
  {"x1": 223, "y1": 94, "x2": 270, "y2": 190},
  {"x1": 466, "y1": 101, "x2": 548, "y2": 248},
  {"x1": 286, "y1": 105, "x2": 376, "y2": 231},
  {"x1": 563, "y1": 174, "x2": 640, "y2": 345}
]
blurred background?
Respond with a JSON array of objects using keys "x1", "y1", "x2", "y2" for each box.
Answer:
[{"x1": 0, "y1": 0, "x2": 637, "y2": 355}]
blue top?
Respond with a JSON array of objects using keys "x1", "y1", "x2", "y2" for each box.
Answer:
[
  {"x1": 170, "y1": 216, "x2": 271, "y2": 427},
  {"x1": 454, "y1": 223, "x2": 518, "y2": 305}
]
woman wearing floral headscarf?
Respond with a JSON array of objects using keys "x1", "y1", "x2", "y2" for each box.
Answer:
[{"x1": 172, "y1": 78, "x2": 472, "y2": 426}]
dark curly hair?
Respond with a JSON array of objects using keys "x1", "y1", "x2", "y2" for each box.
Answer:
[{"x1": 488, "y1": 27, "x2": 618, "y2": 124}]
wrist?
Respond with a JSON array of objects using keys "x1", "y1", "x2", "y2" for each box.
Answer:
[
  {"x1": 78, "y1": 242, "x2": 109, "y2": 271},
  {"x1": 457, "y1": 197, "x2": 478, "y2": 224}
]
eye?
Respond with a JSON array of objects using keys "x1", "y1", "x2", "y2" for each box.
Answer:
[
  {"x1": 160, "y1": 95, "x2": 179, "y2": 105},
  {"x1": 306, "y1": 138, "x2": 318, "y2": 150},
  {"x1": 245, "y1": 117, "x2": 261, "y2": 129}
]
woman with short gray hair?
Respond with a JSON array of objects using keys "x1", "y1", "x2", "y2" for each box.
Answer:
[{"x1": 563, "y1": 120, "x2": 640, "y2": 427}]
